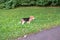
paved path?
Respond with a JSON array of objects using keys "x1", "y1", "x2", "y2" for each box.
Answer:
[{"x1": 16, "y1": 26, "x2": 60, "y2": 40}]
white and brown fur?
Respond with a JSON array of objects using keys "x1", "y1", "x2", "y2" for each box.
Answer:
[{"x1": 21, "y1": 16, "x2": 35, "y2": 25}]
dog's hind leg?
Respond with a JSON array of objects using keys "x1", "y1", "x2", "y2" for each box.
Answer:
[{"x1": 21, "y1": 19, "x2": 25, "y2": 25}]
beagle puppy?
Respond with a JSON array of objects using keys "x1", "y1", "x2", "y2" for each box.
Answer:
[{"x1": 21, "y1": 16, "x2": 35, "y2": 25}]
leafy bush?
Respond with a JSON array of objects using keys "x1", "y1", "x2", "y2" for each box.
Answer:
[
  {"x1": 0, "y1": 0, "x2": 60, "y2": 9},
  {"x1": 4, "y1": 0, "x2": 17, "y2": 9},
  {"x1": 49, "y1": 0, "x2": 58, "y2": 6},
  {"x1": 0, "y1": 0, "x2": 6, "y2": 4},
  {"x1": 0, "y1": 3, "x2": 5, "y2": 9},
  {"x1": 36, "y1": 0, "x2": 49, "y2": 6}
]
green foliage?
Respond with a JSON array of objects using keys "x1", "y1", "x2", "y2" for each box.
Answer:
[
  {"x1": 4, "y1": 0, "x2": 17, "y2": 9},
  {"x1": 0, "y1": 3, "x2": 5, "y2": 9},
  {"x1": 58, "y1": 0, "x2": 60, "y2": 5},
  {"x1": 36, "y1": 0, "x2": 49, "y2": 6},
  {"x1": 0, "y1": 0, "x2": 6, "y2": 4},
  {"x1": 0, "y1": 0, "x2": 60, "y2": 9},
  {"x1": 19, "y1": 0, "x2": 31, "y2": 5},
  {"x1": 49, "y1": 0, "x2": 58, "y2": 6}
]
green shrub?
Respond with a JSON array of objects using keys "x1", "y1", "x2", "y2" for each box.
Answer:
[
  {"x1": 0, "y1": 0, "x2": 6, "y2": 4},
  {"x1": 4, "y1": 0, "x2": 17, "y2": 9},
  {"x1": 36, "y1": 0, "x2": 49, "y2": 6},
  {"x1": 49, "y1": 0, "x2": 58, "y2": 6},
  {"x1": 0, "y1": 0, "x2": 60, "y2": 9},
  {"x1": 0, "y1": 3, "x2": 5, "y2": 9}
]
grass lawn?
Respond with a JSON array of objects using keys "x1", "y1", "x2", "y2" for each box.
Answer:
[{"x1": 0, "y1": 7, "x2": 60, "y2": 40}]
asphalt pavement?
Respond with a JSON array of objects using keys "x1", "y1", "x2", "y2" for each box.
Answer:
[{"x1": 16, "y1": 26, "x2": 60, "y2": 40}]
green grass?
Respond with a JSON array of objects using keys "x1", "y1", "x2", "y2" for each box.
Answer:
[{"x1": 0, "y1": 7, "x2": 60, "y2": 40}]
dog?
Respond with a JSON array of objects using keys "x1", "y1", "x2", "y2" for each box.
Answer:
[{"x1": 21, "y1": 16, "x2": 35, "y2": 25}]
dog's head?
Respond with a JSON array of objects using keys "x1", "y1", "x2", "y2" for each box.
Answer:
[{"x1": 29, "y1": 16, "x2": 35, "y2": 20}]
